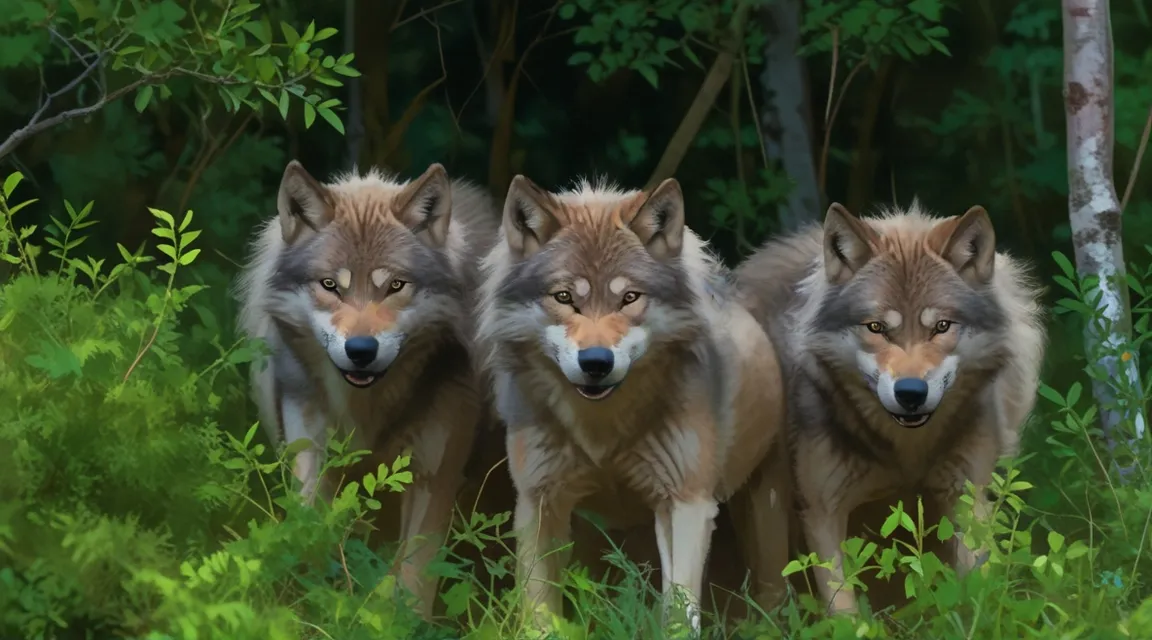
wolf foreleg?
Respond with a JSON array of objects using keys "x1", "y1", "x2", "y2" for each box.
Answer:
[
  {"x1": 654, "y1": 497, "x2": 719, "y2": 636},
  {"x1": 396, "y1": 478, "x2": 459, "y2": 620},
  {"x1": 514, "y1": 489, "x2": 576, "y2": 628},
  {"x1": 730, "y1": 445, "x2": 793, "y2": 612},
  {"x1": 281, "y1": 393, "x2": 330, "y2": 504},
  {"x1": 799, "y1": 507, "x2": 856, "y2": 615}
]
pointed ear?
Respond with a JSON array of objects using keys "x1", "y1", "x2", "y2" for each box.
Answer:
[
  {"x1": 629, "y1": 178, "x2": 685, "y2": 261},
  {"x1": 395, "y1": 163, "x2": 453, "y2": 246},
  {"x1": 277, "y1": 160, "x2": 334, "y2": 244},
  {"x1": 502, "y1": 175, "x2": 562, "y2": 259},
  {"x1": 823, "y1": 203, "x2": 879, "y2": 284},
  {"x1": 930, "y1": 205, "x2": 996, "y2": 285}
]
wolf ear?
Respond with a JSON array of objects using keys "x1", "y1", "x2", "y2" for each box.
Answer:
[
  {"x1": 278, "y1": 160, "x2": 334, "y2": 244},
  {"x1": 630, "y1": 178, "x2": 685, "y2": 261},
  {"x1": 823, "y1": 203, "x2": 879, "y2": 284},
  {"x1": 931, "y1": 205, "x2": 996, "y2": 285},
  {"x1": 395, "y1": 163, "x2": 453, "y2": 247},
  {"x1": 503, "y1": 175, "x2": 561, "y2": 259}
]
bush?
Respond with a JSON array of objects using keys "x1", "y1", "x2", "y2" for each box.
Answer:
[{"x1": 2, "y1": 172, "x2": 1151, "y2": 639}]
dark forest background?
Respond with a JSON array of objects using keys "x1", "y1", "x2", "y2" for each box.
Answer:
[{"x1": 4, "y1": 1, "x2": 1152, "y2": 638}]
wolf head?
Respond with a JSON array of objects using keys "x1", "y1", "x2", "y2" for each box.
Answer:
[
  {"x1": 266, "y1": 160, "x2": 462, "y2": 388},
  {"x1": 481, "y1": 176, "x2": 700, "y2": 401},
  {"x1": 811, "y1": 202, "x2": 1008, "y2": 428}
]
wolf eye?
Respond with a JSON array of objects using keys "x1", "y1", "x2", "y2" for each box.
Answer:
[
  {"x1": 933, "y1": 320, "x2": 953, "y2": 335},
  {"x1": 320, "y1": 278, "x2": 339, "y2": 292},
  {"x1": 389, "y1": 279, "x2": 407, "y2": 292},
  {"x1": 553, "y1": 291, "x2": 573, "y2": 304},
  {"x1": 865, "y1": 321, "x2": 886, "y2": 334},
  {"x1": 622, "y1": 291, "x2": 642, "y2": 305}
]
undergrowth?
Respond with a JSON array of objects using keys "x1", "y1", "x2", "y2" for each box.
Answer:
[{"x1": 3, "y1": 173, "x2": 1152, "y2": 639}]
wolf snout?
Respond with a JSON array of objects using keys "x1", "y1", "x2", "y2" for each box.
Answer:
[
  {"x1": 892, "y1": 378, "x2": 929, "y2": 411},
  {"x1": 345, "y1": 336, "x2": 380, "y2": 368},
  {"x1": 577, "y1": 347, "x2": 614, "y2": 380}
]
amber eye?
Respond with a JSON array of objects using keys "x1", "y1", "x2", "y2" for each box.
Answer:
[
  {"x1": 622, "y1": 291, "x2": 641, "y2": 305},
  {"x1": 865, "y1": 321, "x2": 886, "y2": 334},
  {"x1": 934, "y1": 320, "x2": 953, "y2": 335},
  {"x1": 320, "y1": 278, "x2": 338, "y2": 292},
  {"x1": 389, "y1": 279, "x2": 407, "y2": 292},
  {"x1": 553, "y1": 291, "x2": 573, "y2": 304}
]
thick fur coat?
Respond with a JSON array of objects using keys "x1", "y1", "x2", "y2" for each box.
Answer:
[
  {"x1": 234, "y1": 161, "x2": 500, "y2": 618},
  {"x1": 734, "y1": 201, "x2": 1046, "y2": 613},
  {"x1": 474, "y1": 175, "x2": 790, "y2": 628}
]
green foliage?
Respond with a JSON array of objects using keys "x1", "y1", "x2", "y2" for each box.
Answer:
[
  {"x1": 560, "y1": 0, "x2": 767, "y2": 87},
  {"x1": 798, "y1": 0, "x2": 953, "y2": 61}
]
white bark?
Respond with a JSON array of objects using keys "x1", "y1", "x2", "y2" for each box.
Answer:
[
  {"x1": 1063, "y1": 0, "x2": 1146, "y2": 451},
  {"x1": 759, "y1": 0, "x2": 821, "y2": 232}
]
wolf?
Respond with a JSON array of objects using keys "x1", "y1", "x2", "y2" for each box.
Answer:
[
  {"x1": 734, "y1": 201, "x2": 1046, "y2": 614},
  {"x1": 474, "y1": 174, "x2": 791, "y2": 631},
  {"x1": 234, "y1": 160, "x2": 501, "y2": 618}
]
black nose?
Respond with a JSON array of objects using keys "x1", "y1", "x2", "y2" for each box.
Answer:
[
  {"x1": 577, "y1": 347, "x2": 614, "y2": 380},
  {"x1": 893, "y1": 378, "x2": 929, "y2": 411},
  {"x1": 345, "y1": 336, "x2": 379, "y2": 368}
]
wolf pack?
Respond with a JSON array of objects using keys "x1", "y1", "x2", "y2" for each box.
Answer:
[{"x1": 233, "y1": 159, "x2": 1047, "y2": 632}]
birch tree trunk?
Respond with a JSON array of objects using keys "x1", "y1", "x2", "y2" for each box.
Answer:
[
  {"x1": 1063, "y1": 0, "x2": 1147, "y2": 457},
  {"x1": 759, "y1": 0, "x2": 821, "y2": 232}
]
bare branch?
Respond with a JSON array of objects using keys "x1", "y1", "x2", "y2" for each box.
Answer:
[
  {"x1": 392, "y1": 0, "x2": 465, "y2": 31},
  {"x1": 1120, "y1": 104, "x2": 1152, "y2": 214}
]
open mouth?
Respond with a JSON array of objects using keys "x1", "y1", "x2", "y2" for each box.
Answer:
[
  {"x1": 890, "y1": 413, "x2": 932, "y2": 428},
  {"x1": 340, "y1": 369, "x2": 382, "y2": 388},
  {"x1": 575, "y1": 384, "x2": 618, "y2": 400}
]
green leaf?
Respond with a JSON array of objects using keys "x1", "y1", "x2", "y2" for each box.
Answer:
[
  {"x1": 179, "y1": 248, "x2": 201, "y2": 265},
  {"x1": 333, "y1": 65, "x2": 361, "y2": 77},
  {"x1": 281, "y1": 21, "x2": 301, "y2": 46},
  {"x1": 149, "y1": 208, "x2": 175, "y2": 227},
  {"x1": 1048, "y1": 530, "x2": 1065, "y2": 553},
  {"x1": 243, "y1": 422, "x2": 259, "y2": 447},
  {"x1": 134, "y1": 84, "x2": 154, "y2": 113},
  {"x1": 158, "y1": 244, "x2": 177, "y2": 260},
  {"x1": 936, "y1": 516, "x2": 955, "y2": 542},
  {"x1": 1037, "y1": 384, "x2": 1067, "y2": 407},
  {"x1": 303, "y1": 102, "x2": 316, "y2": 128},
  {"x1": 314, "y1": 27, "x2": 339, "y2": 42},
  {"x1": 781, "y1": 559, "x2": 805, "y2": 576},
  {"x1": 278, "y1": 90, "x2": 290, "y2": 120},
  {"x1": 363, "y1": 473, "x2": 377, "y2": 496},
  {"x1": 3, "y1": 172, "x2": 23, "y2": 198},
  {"x1": 179, "y1": 209, "x2": 194, "y2": 232},
  {"x1": 907, "y1": 0, "x2": 943, "y2": 21},
  {"x1": 559, "y1": 3, "x2": 577, "y2": 19},
  {"x1": 317, "y1": 107, "x2": 344, "y2": 134},
  {"x1": 635, "y1": 63, "x2": 659, "y2": 88},
  {"x1": 1051, "y1": 251, "x2": 1077, "y2": 279}
]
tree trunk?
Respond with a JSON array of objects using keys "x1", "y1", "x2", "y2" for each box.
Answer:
[
  {"x1": 758, "y1": 0, "x2": 820, "y2": 232},
  {"x1": 1062, "y1": 0, "x2": 1147, "y2": 457}
]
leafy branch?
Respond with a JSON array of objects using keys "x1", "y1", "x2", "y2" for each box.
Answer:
[{"x1": 0, "y1": 1, "x2": 361, "y2": 162}]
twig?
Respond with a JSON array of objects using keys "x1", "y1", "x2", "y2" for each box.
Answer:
[
  {"x1": 741, "y1": 52, "x2": 770, "y2": 171},
  {"x1": 645, "y1": 0, "x2": 752, "y2": 190},
  {"x1": 177, "y1": 111, "x2": 255, "y2": 215},
  {"x1": 0, "y1": 72, "x2": 170, "y2": 161},
  {"x1": 824, "y1": 26, "x2": 839, "y2": 126},
  {"x1": 818, "y1": 57, "x2": 868, "y2": 195},
  {"x1": 380, "y1": 16, "x2": 449, "y2": 165},
  {"x1": 392, "y1": 0, "x2": 465, "y2": 31},
  {"x1": 1120, "y1": 104, "x2": 1152, "y2": 213}
]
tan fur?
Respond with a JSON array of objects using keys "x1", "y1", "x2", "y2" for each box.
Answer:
[
  {"x1": 476, "y1": 176, "x2": 790, "y2": 629},
  {"x1": 234, "y1": 161, "x2": 501, "y2": 620},
  {"x1": 735, "y1": 200, "x2": 1046, "y2": 614}
]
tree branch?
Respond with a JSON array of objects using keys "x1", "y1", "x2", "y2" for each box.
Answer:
[{"x1": 645, "y1": 1, "x2": 752, "y2": 191}]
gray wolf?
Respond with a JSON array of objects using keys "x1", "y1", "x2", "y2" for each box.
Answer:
[
  {"x1": 234, "y1": 160, "x2": 500, "y2": 618},
  {"x1": 474, "y1": 174, "x2": 791, "y2": 631},
  {"x1": 734, "y1": 201, "x2": 1046, "y2": 614}
]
